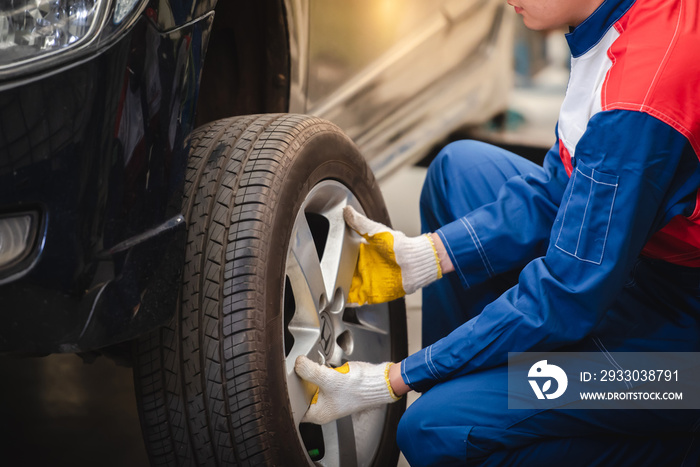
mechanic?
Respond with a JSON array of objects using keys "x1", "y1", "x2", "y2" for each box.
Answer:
[{"x1": 295, "y1": 0, "x2": 700, "y2": 465}]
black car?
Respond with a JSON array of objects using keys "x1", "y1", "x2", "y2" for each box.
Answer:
[{"x1": 0, "y1": 1, "x2": 513, "y2": 465}]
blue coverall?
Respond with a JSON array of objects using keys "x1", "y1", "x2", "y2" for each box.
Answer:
[{"x1": 396, "y1": 0, "x2": 700, "y2": 465}]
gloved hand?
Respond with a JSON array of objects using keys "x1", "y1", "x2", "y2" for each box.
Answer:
[
  {"x1": 343, "y1": 206, "x2": 442, "y2": 306},
  {"x1": 294, "y1": 355, "x2": 402, "y2": 425}
]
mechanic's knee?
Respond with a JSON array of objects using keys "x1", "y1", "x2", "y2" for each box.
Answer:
[
  {"x1": 397, "y1": 404, "x2": 432, "y2": 467},
  {"x1": 424, "y1": 140, "x2": 471, "y2": 189},
  {"x1": 397, "y1": 399, "x2": 468, "y2": 467},
  {"x1": 421, "y1": 140, "x2": 479, "y2": 220},
  {"x1": 421, "y1": 140, "x2": 492, "y2": 203},
  {"x1": 430, "y1": 139, "x2": 493, "y2": 173}
]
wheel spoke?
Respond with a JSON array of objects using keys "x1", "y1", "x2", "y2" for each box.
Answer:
[
  {"x1": 285, "y1": 212, "x2": 328, "y2": 421},
  {"x1": 350, "y1": 408, "x2": 386, "y2": 466},
  {"x1": 340, "y1": 322, "x2": 392, "y2": 363},
  {"x1": 316, "y1": 408, "x2": 387, "y2": 467},
  {"x1": 349, "y1": 305, "x2": 391, "y2": 334},
  {"x1": 287, "y1": 213, "x2": 327, "y2": 327},
  {"x1": 287, "y1": 341, "x2": 327, "y2": 427},
  {"x1": 319, "y1": 200, "x2": 360, "y2": 299},
  {"x1": 317, "y1": 416, "x2": 357, "y2": 467}
]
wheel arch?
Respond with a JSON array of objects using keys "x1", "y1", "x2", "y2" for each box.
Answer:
[{"x1": 195, "y1": 0, "x2": 291, "y2": 126}]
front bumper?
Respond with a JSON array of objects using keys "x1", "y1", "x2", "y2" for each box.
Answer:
[{"x1": 0, "y1": 12, "x2": 213, "y2": 354}]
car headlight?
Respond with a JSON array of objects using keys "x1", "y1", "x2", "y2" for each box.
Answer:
[
  {"x1": 0, "y1": 0, "x2": 145, "y2": 75},
  {"x1": 113, "y1": 0, "x2": 142, "y2": 24}
]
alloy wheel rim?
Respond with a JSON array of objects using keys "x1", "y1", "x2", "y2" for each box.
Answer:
[{"x1": 283, "y1": 180, "x2": 392, "y2": 466}]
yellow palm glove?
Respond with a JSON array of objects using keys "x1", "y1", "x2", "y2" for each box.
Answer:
[{"x1": 343, "y1": 206, "x2": 442, "y2": 306}]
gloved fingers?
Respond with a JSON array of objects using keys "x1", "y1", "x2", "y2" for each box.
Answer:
[
  {"x1": 294, "y1": 355, "x2": 327, "y2": 386},
  {"x1": 295, "y1": 356, "x2": 351, "y2": 394},
  {"x1": 301, "y1": 399, "x2": 347, "y2": 425},
  {"x1": 302, "y1": 400, "x2": 383, "y2": 425},
  {"x1": 343, "y1": 206, "x2": 391, "y2": 237},
  {"x1": 296, "y1": 356, "x2": 347, "y2": 425}
]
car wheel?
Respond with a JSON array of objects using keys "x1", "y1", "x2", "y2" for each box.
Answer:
[{"x1": 133, "y1": 114, "x2": 408, "y2": 466}]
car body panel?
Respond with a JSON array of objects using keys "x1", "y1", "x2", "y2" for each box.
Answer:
[{"x1": 289, "y1": 0, "x2": 514, "y2": 178}]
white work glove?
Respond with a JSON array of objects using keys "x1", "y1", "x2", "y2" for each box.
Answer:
[
  {"x1": 294, "y1": 355, "x2": 402, "y2": 425},
  {"x1": 344, "y1": 206, "x2": 442, "y2": 306}
]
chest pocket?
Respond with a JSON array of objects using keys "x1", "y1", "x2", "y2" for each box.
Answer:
[{"x1": 555, "y1": 162, "x2": 619, "y2": 265}]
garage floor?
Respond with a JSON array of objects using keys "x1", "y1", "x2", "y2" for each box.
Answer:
[{"x1": 0, "y1": 350, "x2": 148, "y2": 466}]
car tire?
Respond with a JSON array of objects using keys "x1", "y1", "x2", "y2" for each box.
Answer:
[{"x1": 133, "y1": 114, "x2": 408, "y2": 466}]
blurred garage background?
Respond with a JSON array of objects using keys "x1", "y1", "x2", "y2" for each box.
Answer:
[{"x1": 0, "y1": 16, "x2": 570, "y2": 467}]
